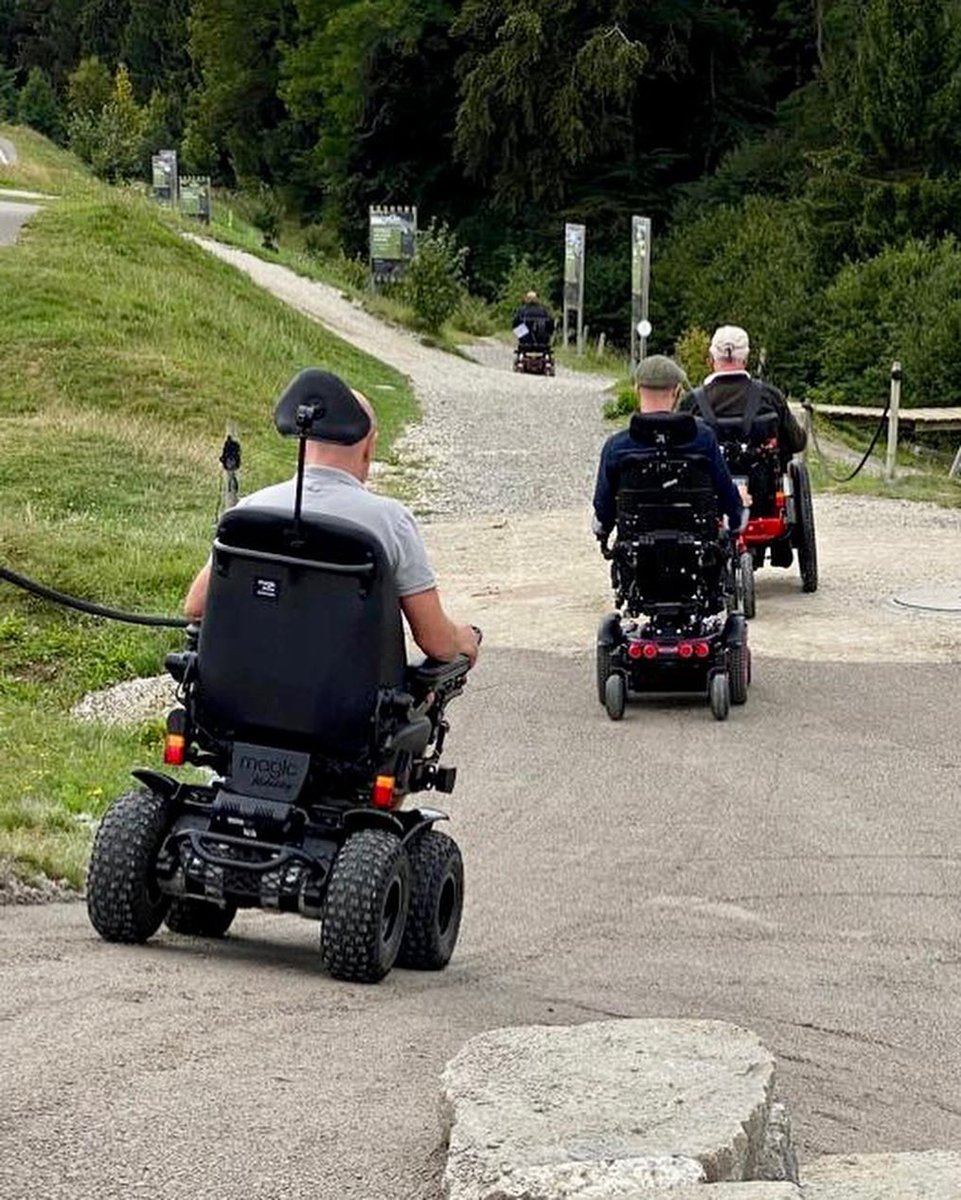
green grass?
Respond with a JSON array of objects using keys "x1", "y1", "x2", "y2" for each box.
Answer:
[{"x1": 0, "y1": 126, "x2": 417, "y2": 887}]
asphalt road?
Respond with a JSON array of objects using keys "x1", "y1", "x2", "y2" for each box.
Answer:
[
  {"x1": 0, "y1": 197, "x2": 38, "y2": 246},
  {"x1": 2, "y1": 650, "x2": 960, "y2": 1200}
]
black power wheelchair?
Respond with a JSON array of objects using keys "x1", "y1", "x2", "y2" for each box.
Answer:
[
  {"x1": 512, "y1": 315, "x2": 556, "y2": 376},
  {"x1": 595, "y1": 413, "x2": 750, "y2": 722},
  {"x1": 87, "y1": 401, "x2": 475, "y2": 985}
]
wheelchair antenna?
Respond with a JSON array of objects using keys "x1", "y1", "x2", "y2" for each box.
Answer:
[{"x1": 293, "y1": 404, "x2": 317, "y2": 537}]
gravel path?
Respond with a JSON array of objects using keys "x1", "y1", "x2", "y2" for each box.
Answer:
[{"x1": 193, "y1": 238, "x2": 612, "y2": 519}]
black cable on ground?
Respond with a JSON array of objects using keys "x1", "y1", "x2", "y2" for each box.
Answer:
[
  {"x1": 0, "y1": 565, "x2": 190, "y2": 628},
  {"x1": 804, "y1": 399, "x2": 890, "y2": 484}
]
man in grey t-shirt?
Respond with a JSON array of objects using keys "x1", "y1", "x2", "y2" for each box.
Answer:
[{"x1": 183, "y1": 374, "x2": 479, "y2": 667}]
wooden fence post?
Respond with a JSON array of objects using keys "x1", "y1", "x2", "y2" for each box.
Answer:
[{"x1": 885, "y1": 362, "x2": 902, "y2": 482}]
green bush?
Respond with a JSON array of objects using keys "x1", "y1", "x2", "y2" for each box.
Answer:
[
  {"x1": 303, "y1": 222, "x2": 341, "y2": 259},
  {"x1": 247, "y1": 183, "x2": 282, "y2": 250},
  {"x1": 403, "y1": 220, "x2": 467, "y2": 333},
  {"x1": 603, "y1": 379, "x2": 637, "y2": 421},
  {"x1": 495, "y1": 252, "x2": 557, "y2": 324},
  {"x1": 455, "y1": 291, "x2": 497, "y2": 336},
  {"x1": 813, "y1": 235, "x2": 961, "y2": 407},
  {"x1": 17, "y1": 67, "x2": 64, "y2": 142},
  {"x1": 673, "y1": 326, "x2": 711, "y2": 388}
]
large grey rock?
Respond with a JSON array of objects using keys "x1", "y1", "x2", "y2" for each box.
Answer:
[
  {"x1": 803, "y1": 1152, "x2": 961, "y2": 1198},
  {"x1": 441, "y1": 1019, "x2": 797, "y2": 1200}
]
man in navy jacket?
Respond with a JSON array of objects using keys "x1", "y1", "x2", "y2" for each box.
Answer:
[{"x1": 593, "y1": 354, "x2": 746, "y2": 539}]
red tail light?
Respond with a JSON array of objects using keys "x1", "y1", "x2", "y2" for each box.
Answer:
[
  {"x1": 642, "y1": 642, "x2": 658, "y2": 659},
  {"x1": 677, "y1": 642, "x2": 694, "y2": 659},
  {"x1": 627, "y1": 641, "x2": 644, "y2": 660},
  {"x1": 163, "y1": 734, "x2": 185, "y2": 766},
  {"x1": 694, "y1": 640, "x2": 710, "y2": 658},
  {"x1": 372, "y1": 775, "x2": 397, "y2": 809}
]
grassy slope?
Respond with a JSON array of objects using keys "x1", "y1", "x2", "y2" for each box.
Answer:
[{"x1": 0, "y1": 126, "x2": 416, "y2": 885}]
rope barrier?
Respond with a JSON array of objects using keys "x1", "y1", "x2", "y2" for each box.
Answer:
[{"x1": 803, "y1": 398, "x2": 891, "y2": 483}]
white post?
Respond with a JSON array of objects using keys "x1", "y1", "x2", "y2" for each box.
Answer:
[{"x1": 885, "y1": 361, "x2": 902, "y2": 482}]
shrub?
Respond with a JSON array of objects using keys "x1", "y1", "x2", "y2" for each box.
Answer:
[
  {"x1": 455, "y1": 291, "x2": 497, "y2": 336},
  {"x1": 673, "y1": 326, "x2": 711, "y2": 388},
  {"x1": 495, "y1": 252, "x2": 557, "y2": 324},
  {"x1": 303, "y1": 222, "x2": 341, "y2": 259},
  {"x1": 653, "y1": 196, "x2": 819, "y2": 394},
  {"x1": 17, "y1": 67, "x2": 63, "y2": 142},
  {"x1": 403, "y1": 220, "x2": 467, "y2": 333},
  {"x1": 247, "y1": 184, "x2": 282, "y2": 250},
  {"x1": 813, "y1": 236, "x2": 961, "y2": 407}
]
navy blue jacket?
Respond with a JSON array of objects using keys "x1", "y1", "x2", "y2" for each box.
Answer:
[{"x1": 593, "y1": 417, "x2": 745, "y2": 536}]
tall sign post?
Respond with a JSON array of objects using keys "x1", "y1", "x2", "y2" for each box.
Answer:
[
  {"x1": 369, "y1": 205, "x2": 417, "y2": 285},
  {"x1": 151, "y1": 149, "x2": 178, "y2": 206},
  {"x1": 563, "y1": 222, "x2": 586, "y2": 354},
  {"x1": 630, "y1": 215, "x2": 653, "y2": 371}
]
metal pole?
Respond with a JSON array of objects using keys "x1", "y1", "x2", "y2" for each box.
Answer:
[
  {"x1": 576, "y1": 240, "x2": 585, "y2": 356},
  {"x1": 885, "y1": 361, "x2": 902, "y2": 482}
]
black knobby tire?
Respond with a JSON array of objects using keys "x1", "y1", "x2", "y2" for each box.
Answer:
[
  {"x1": 165, "y1": 898, "x2": 237, "y2": 938},
  {"x1": 790, "y1": 461, "x2": 818, "y2": 593},
  {"x1": 397, "y1": 830, "x2": 464, "y2": 971},
  {"x1": 86, "y1": 789, "x2": 174, "y2": 943},
  {"x1": 739, "y1": 550, "x2": 756, "y2": 620},
  {"x1": 321, "y1": 828, "x2": 411, "y2": 983},
  {"x1": 709, "y1": 671, "x2": 731, "y2": 721},
  {"x1": 729, "y1": 642, "x2": 749, "y2": 705},
  {"x1": 604, "y1": 672, "x2": 627, "y2": 721},
  {"x1": 596, "y1": 643, "x2": 615, "y2": 706}
]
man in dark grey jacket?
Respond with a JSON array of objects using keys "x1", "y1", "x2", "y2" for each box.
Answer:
[{"x1": 679, "y1": 325, "x2": 806, "y2": 465}]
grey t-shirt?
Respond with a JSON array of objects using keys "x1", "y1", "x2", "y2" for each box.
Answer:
[{"x1": 237, "y1": 466, "x2": 436, "y2": 597}]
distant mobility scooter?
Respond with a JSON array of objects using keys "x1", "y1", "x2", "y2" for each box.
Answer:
[
  {"x1": 595, "y1": 412, "x2": 750, "y2": 722},
  {"x1": 87, "y1": 377, "x2": 476, "y2": 983},
  {"x1": 512, "y1": 313, "x2": 556, "y2": 377}
]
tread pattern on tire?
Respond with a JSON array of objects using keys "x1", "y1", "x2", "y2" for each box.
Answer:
[
  {"x1": 321, "y1": 828, "x2": 410, "y2": 983},
  {"x1": 165, "y1": 898, "x2": 237, "y2": 938},
  {"x1": 791, "y1": 462, "x2": 818, "y2": 593},
  {"x1": 739, "y1": 551, "x2": 756, "y2": 619},
  {"x1": 729, "y1": 643, "x2": 749, "y2": 705},
  {"x1": 596, "y1": 643, "x2": 614, "y2": 705},
  {"x1": 397, "y1": 829, "x2": 464, "y2": 971},
  {"x1": 86, "y1": 789, "x2": 173, "y2": 944}
]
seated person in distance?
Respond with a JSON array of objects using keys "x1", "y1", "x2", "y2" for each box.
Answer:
[
  {"x1": 511, "y1": 290, "x2": 555, "y2": 348},
  {"x1": 592, "y1": 354, "x2": 747, "y2": 541},
  {"x1": 183, "y1": 368, "x2": 480, "y2": 667}
]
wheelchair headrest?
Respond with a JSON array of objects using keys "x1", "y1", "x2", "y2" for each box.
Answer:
[
  {"x1": 628, "y1": 411, "x2": 698, "y2": 448},
  {"x1": 273, "y1": 368, "x2": 372, "y2": 445}
]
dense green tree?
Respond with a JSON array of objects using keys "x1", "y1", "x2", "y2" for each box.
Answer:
[
  {"x1": 16, "y1": 64, "x2": 63, "y2": 139},
  {"x1": 184, "y1": 0, "x2": 297, "y2": 183},
  {"x1": 66, "y1": 54, "x2": 111, "y2": 118}
]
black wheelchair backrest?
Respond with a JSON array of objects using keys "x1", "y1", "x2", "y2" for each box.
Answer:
[
  {"x1": 195, "y1": 505, "x2": 406, "y2": 758},
  {"x1": 628, "y1": 411, "x2": 699, "y2": 448},
  {"x1": 615, "y1": 413, "x2": 719, "y2": 535},
  {"x1": 714, "y1": 411, "x2": 779, "y2": 446}
]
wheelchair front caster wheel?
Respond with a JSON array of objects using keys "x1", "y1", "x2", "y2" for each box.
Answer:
[
  {"x1": 709, "y1": 671, "x2": 731, "y2": 721},
  {"x1": 604, "y1": 672, "x2": 627, "y2": 721}
]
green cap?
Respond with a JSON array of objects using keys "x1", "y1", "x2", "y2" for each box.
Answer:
[{"x1": 633, "y1": 354, "x2": 689, "y2": 390}]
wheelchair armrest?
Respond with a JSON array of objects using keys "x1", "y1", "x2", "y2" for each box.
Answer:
[{"x1": 406, "y1": 656, "x2": 471, "y2": 693}]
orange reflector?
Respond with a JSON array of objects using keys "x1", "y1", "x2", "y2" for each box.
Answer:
[
  {"x1": 163, "y1": 734, "x2": 185, "y2": 766},
  {"x1": 372, "y1": 775, "x2": 396, "y2": 809}
]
